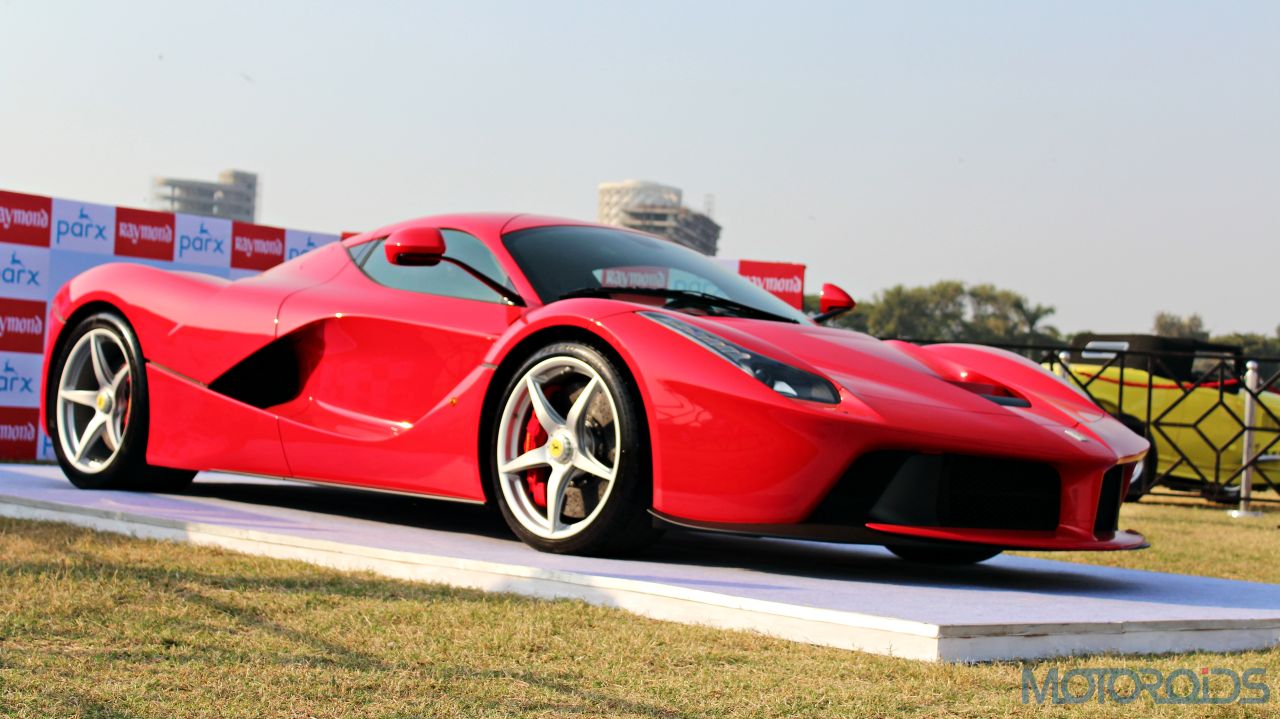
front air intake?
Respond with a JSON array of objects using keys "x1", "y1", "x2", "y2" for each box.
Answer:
[
  {"x1": 808, "y1": 452, "x2": 1061, "y2": 532},
  {"x1": 1093, "y1": 465, "x2": 1125, "y2": 539}
]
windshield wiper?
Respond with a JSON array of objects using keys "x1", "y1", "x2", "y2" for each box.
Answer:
[{"x1": 558, "y1": 287, "x2": 799, "y2": 323}]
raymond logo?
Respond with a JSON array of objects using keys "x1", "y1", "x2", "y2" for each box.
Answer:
[
  {"x1": 599, "y1": 266, "x2": 669, "y2": 290},
  {"x1": 0, "y1": 407, "x2": 39, "y2": 459},
  {"x1": 0, "y1": 299, "x2": 46, "y2": 353},
  {"x1": 231, "y1": 222, "x2": 285, "y2": 271},
  {"x1": 737, "y1": 260, "x2": 806, "y2": 309},
  {"x1": 115, "y1": 207, "x2": 175, "y2": 261},
  {"x1": 0, "y1": 191, "x2": 52, "y2": 247}
]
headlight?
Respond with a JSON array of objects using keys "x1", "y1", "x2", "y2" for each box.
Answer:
[{"x1": 640, "y1": 312, "x2": 840, "y2": 404}]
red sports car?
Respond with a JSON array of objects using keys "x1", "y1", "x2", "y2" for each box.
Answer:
[{"x1": 40, "y1": 213, "x2": 1148, "y2": 562}]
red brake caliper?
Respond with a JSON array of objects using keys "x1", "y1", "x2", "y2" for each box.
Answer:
[{"x1": 523, "y1": 411, "x2": 550, "y2": 508}]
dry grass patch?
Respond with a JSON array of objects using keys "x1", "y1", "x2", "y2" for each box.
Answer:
[{"x1": 0, "y1": 499, "x2": 1276, "y2": 717}]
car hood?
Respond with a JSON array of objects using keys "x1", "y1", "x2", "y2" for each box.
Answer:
[{"x1": 691, "y1": 316, "x2": 1094, "y2": 429}]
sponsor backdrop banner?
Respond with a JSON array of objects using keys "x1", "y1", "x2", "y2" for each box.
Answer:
[
  {"x1": 717, "y1": 258, "x2": 806, "y2": 309},
  {"x1": 0, "y1": 188, "x2": 339, "y2": 461},
  {"x1": 0, "y1": 187, "x2": 805, "y2": 462}
]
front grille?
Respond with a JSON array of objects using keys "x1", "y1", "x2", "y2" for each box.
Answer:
[
  {"x1": 808, "y1": 451, "x2": 1061, "y2": 532},
  {"x1": 1093, "y1": 465, "x2": 1125, "y2": 539}
]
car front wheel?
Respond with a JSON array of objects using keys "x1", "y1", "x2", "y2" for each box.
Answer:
[{"x1": 491, "y1": 342, "x2": 657, "y2": 555}]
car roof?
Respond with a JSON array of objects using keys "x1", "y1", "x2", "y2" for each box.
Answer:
[{"x1": 344, "y1": 213, "x2": 607, "y2": 247}]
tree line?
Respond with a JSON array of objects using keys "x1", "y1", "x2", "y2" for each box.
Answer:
[{"x1": 803, "y1": 280, "x2": 1280, "y2": 357}]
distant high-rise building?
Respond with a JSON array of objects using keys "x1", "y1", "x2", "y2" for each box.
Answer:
[
  {"x1": 152, "y1": 169, "x2": 257, "y2": 222},
  {"x1": 597, "y1": 179, "x2": 720, "y2": 255}
]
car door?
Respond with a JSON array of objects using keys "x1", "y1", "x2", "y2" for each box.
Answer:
[{"x1": 273, "y1": 231, "x2": 523, "y2": 498}]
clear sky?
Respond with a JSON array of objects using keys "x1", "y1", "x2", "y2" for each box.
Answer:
[{"x1": 1, "y1": 1, "x2": 1275, "y2": 334}]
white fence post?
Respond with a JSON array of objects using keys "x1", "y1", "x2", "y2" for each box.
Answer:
[{"x1": 1232, "y1": 361, "x2": 1261, "y2": 518}]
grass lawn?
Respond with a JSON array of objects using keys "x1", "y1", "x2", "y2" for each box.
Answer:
[{"x1": 0, "y1": 498, "x2": 1277, "y2": 718}]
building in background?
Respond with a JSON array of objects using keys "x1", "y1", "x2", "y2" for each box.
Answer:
[
  {"x1": 597, "y1": 179, "x2": 720, "y2": 255},
  {"x1": 152, "y1": 169, "x2": 257, "y2": 222}
]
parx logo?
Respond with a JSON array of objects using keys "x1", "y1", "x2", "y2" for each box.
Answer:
[
  {"x1": 0, "y1": 358, "x2": 34, "y2": 396},
  {"x1": 175, "y1": 214, "x2": 231, "y2": 269},
  {"x1": 289, "y1": 235, "x2": 317, "y2": 259},
  {"x1": 286, "y1": 230, "x2": 338, "y2": 261},
  {"x1": 52, "y1": 199, "x2": 114, "y2": 254},
  {"x1": 58, "y1": 207, "x2": 108, "y2": 242},
  {"x1": 0, "y1": 246, "x2": 50, "y2": 302},
  {"x1": 180, "y1": 222, "x2": 224, "y2": 256},
  {"x1": 1, "y1": 251, "x2": 40, "y2": 288}
]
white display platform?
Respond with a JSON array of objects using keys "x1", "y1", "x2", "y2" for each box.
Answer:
[{"x1": 2, "y1": 464, "x2": 1277, "y2": 662}]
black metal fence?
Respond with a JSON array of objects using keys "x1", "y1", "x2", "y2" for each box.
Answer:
[{"x1": 904, "y1": 339, "x2": 1280, "y2": 505}]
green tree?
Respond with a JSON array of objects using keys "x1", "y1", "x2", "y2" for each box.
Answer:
[
  {"x1": 807, "y1": 280, "x2": 1059, "y2": 342},
  {"x1": 862, "y1": 281, "x2": 968, "y2": 339},
  {"x1": 1153, "y1": 312, "x2": 1209, "y2": 341}
]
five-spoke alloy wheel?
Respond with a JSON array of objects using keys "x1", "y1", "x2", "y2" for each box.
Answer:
[
  {"x1": 56, "y1": 327, "x2": 133, "y2": 474},
  {"x1": 492, "y1": 342, "x2": 656, "y2": 555},
  {"x1": 48, "y1": 312, "x2": 194, "y2": 491}
]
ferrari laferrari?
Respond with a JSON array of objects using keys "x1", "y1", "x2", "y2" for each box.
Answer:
[{"x1": 41, "y1": 213, "x2": 1148, "y2": 562}]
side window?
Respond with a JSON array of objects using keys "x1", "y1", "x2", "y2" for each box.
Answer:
[{"x1": 356, "y1": 230, "x2": 511, "y2": 303}]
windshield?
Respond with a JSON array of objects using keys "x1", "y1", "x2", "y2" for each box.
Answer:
[{"x1": 502, "y1": 225, "x2": 809, "y2": 323}]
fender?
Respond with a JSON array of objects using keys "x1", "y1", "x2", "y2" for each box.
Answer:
[{"x1": 904, "y1": 342, "x2": 1148, "y2": 461}]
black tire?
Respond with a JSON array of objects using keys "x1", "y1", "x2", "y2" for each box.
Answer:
[
  {"x1": 488, "y1": 341, "x2": 659, "y2": 555},
  {"x1": 1200, "y1": 482, "x2": 1241, "y2": 505},
  {"x1": 1120, "y1": 414, "x2": 1159, "y2": 501},
  {"x1": 887, "y1": 544, "x2": 1002, "y2": 565},
  {"x1": 47, "y1": 311, "x2": 195, "y2": 491}
]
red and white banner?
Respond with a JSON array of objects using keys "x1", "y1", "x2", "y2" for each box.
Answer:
[
  {"x1": 0, "y1": 299, "x2": 47, "y2": 353},
  {"x1": 718, "y1": 259, "x2": 806, "y2": 309},
  {"x1": 0, "y1": 191, "x2": 52, "y2": 247},
  {"x1": 232, "y1": 222, "x2": 286, "y2": 271},
  {"x1": 115, "y1": 207, "x2": 176, "y2": 261},
  {"x1": 0, "y1": 187, "x2": 340, "y2": 461}
]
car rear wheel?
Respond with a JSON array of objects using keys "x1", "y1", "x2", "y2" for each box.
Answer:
[
  {"x1": 50, "y1": 312, "x2": 195, "y2": 491},
  {"x1": 491, "y1": 342, "x2": 657, "y2": 555},
  {"x1": 887, "y1": 544, "x2": 1002, "y2": 565}
]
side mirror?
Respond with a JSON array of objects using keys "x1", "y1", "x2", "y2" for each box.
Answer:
[
  {"x1": 385, "y1": 227, "x2": 446, "y2": 266},
  {"x1": 814, "y1": 283, "x2": 856, "y2": 324},
  {"x1": 380, "y1": 225, "x2": 527, "y2": 307}
]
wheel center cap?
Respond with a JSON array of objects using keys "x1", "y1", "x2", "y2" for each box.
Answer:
[
  {"x1": 95, "y1": 391, "x2": 113, "y2": 413},
  {"x1": 547, "y1": 433, "x2": 574, "y2": 463}
]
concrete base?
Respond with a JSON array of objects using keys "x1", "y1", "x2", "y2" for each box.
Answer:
[{"x1": 2, "y1": 464, "x2": 1277, "y2": 662}]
